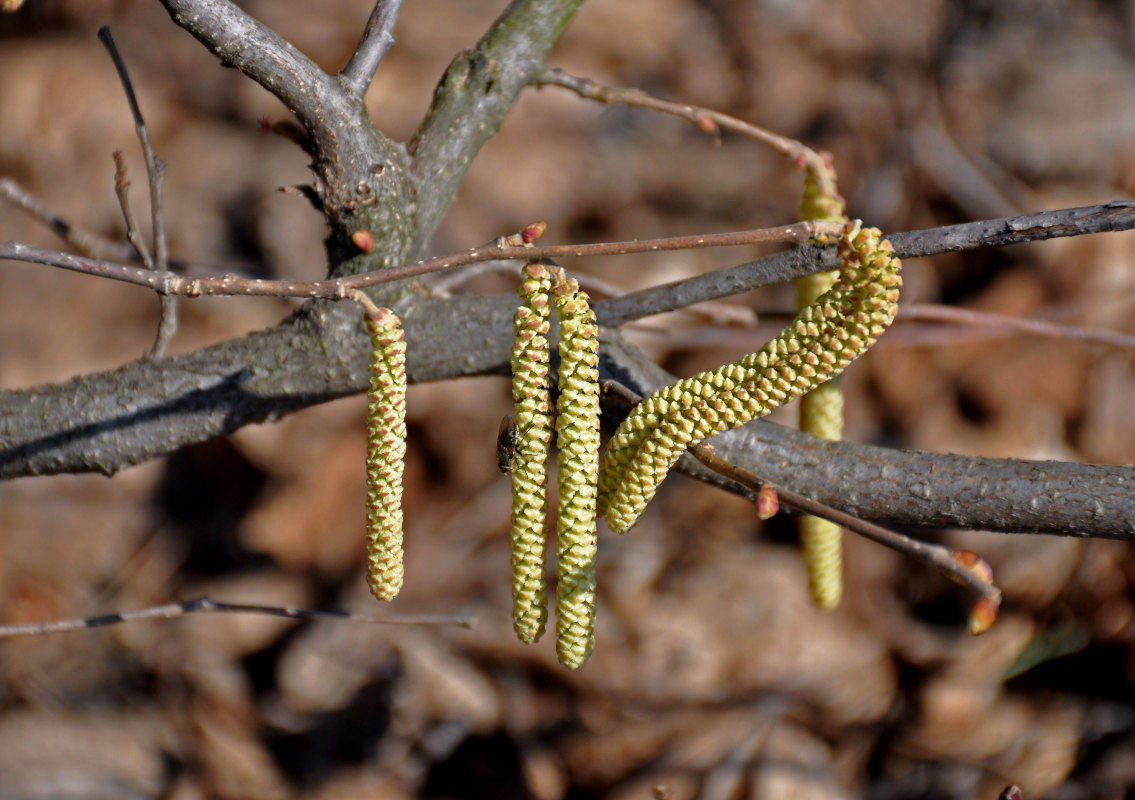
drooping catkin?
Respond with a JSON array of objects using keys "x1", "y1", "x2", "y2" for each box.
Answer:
[
  {"x1": 795, "y1": 161, "x2": 849, "y2": 611},
  {"x1": 602, "y1": 222, "x2": 902, "y2": 534},
  {"x1": 509, "y1": 261, "x2": 554, "y2": 643},
  {"x1": 364, "y1": 306, "x2": 407, "y2": 601},
  {"x1": 553, "y1": 278, "x2": 601, "y2": 670}
]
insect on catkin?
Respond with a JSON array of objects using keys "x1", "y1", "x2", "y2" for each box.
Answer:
[
  {"x1": 795, "y1": 160, "x2": 849, "y2": 612},
  {"x1": 601, "y1": 221, "x2": 902, "y2": 534},
  {"x1": 509, "y1": 261, "x2": 555, "y2": 644},
  {"x1": 553, "y1": 277, "x2": 601, "y2": 670},
  {"x1": 364, "y1": 306, "x2": 407, "y2": 602}
]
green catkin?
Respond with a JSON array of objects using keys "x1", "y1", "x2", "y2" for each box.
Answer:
[
  {"x1": 602, "y1": 222, "x2": 902, "y2": 534},
  {"x1": 364, "y1": 306, "x2": 407, "y2": 602},
  {"x1": 796, "y1": 161, "x2": 849, "y2": 612},
  {"x1": 509, "y1": 262, "x2": 555, "y2": 643},
  {"x1": 553, "y1": 278, "x2": 601, "y2": 670}
]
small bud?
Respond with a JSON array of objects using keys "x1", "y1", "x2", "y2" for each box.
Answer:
[
  {"x1": 352, "y1": 229, "x2": 376, "y2": 252},
  {"x1": 999, "y1": 786, "x2": 1023, "y2": 800},
  {"x1": 755, "y1": 486, "x2": 779, "y2": 520},
  {"x1": 968, "y1": 594, "x2": 1001, "y2": 635},
  {"x1": 694, "y1": 114, "x2": 718, "y2": 135},
  {"x1": 257, "y1": 116, "x2": 272, "y2": 134},
  {"x1": 952, "y1": 549, "x2": 994, "y2": 583},
  {"x1": 521, "y1": 221, "x2": 547, "y2": 244}
]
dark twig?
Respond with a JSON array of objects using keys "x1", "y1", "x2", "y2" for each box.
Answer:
[
  {"x1": 340, "y1": 0, "x2": 404, "y2": 96},
  {"x1": 99, "y1": 26, "x2": 177, "y2": 357},
  {"x1": 600, "y1": 380, "x2": 1003, "y2": 623},
  {"x1": 0, "y1": 596, "x2": 473, "y2": 638}
]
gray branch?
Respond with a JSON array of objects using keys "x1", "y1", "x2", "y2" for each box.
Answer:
[
  {"x1": 340, "y1": 0, "x2": 404, "y2": 96},
  {"x1": 407, "y1": 0, "x2": 584, "y2": 250}
]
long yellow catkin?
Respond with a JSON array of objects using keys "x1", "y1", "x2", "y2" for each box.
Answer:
[
  {"x1": 509, "y1": 262, "x2": 554, "y2": 643},
  {"x1": 553, "y1": 278, "x2": 601, "y2": 670},
  {"x1": 796, "y1": 161, "x2": 849, "y2": 611},
  {"x1": 364, "y1": 306, "x2": 407, "y2": 602},
  {"x1": 602, "y1": 222, "x2": 902, "y2": 534}
]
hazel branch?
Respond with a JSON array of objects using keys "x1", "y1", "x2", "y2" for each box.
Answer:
[{"x1": 340, "y1": 0, "x2": 404, "y2": 96}]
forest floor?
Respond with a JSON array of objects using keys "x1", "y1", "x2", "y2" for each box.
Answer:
[{"x1": 1, "y1": 1, "x2": 1135, "y2": 798}]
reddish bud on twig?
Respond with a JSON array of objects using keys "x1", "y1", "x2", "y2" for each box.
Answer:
[
  {"x1": 999, "y1": 785, "x2": 1024, "y2": 800},
  {"x1": 521, "y1": 221, "x2": 547, "y2": 244},
  {"x1": 694, "y1": 114, "x2": 718, "y2": 135},
  {"x1": 257, "y1": 116, "x2": 272, "y2": 134},
  {"x1": 969, "y1": 595, "x2": 1000, "y2": 635},
  {"x1": 755, "y1": 486, "x2": 779, "y2": 520},
  {"x1": 952, "y1": 549, "x2": 994, "y2": 583},
  {"x1": 352, "y1": 229, "x2": 376, "y2": 253}
]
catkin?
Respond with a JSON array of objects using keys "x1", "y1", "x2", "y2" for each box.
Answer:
[
  {"x1": 795, "y1": 161, "x2": 849, "y2": 612},
  {"x1": 509, "y1": 262, "x2": 555, "y2": 643},
  {"x1": 553, "y1": 278, "x2": 601, "y2": 670},
  {"x1": 602, "y1": 222, "x2": 902, "y2": 534},
  {"x1": 364, "y1": 306, "x2": 407, "y2": 601}
]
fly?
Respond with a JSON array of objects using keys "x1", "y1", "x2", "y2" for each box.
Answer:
[{"x1": 497, "y1": 415, "x2": 521, "y2": 474}]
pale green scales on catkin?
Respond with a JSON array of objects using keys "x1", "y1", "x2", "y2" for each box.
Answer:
[
  {"x1": 553, "y1": 279, "x2": 601, "y2": 670},
  {"x1": 796, "y1": 161, "x2": 850, "y2": 612},
  {"x1": 364, "y1": 306, "x2": 408, "y2": 602},
  {"x1": 509, "y1": 262, "x2": 555, "y2": 644},
  {"x1": 601, "y1": 222, "x2": 902, "y2": 534}
]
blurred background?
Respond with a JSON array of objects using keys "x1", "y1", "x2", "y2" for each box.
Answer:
[{"x1": 2, "y1": 1, "x2": 1135, "y2": 797}]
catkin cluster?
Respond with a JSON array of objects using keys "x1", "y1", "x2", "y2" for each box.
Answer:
[
  {"x1": 508, "y1": 262, "x2": 600, "y2": 669},
  {"x1": 598, "y1": 221, "x2": 902, "y2": 534},
  {"x1": 795, "y1": 162, "x2": 850, "y2": 611},
  {"x1": 364, "y1": 306, "x2": 408, "y2": 602}
]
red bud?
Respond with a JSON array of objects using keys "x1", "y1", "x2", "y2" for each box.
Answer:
[
  {"x1": 755, "y1": 486, "x2": 779, "y2": 520},
  {"x1": 351, "y1": 229, "x2": 376, "y2": 253}
]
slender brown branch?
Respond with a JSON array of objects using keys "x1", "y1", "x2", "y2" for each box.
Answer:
[
  {"x1": 7, "y1": 201, "x2": 1135, "y2": 308},
  {"x1": 0, "y1": 220, "x2": 838, "y2": 299},
  {"x1": 0, "y1": 596, "x2": 472, "y2": 639},
  {"x1": 597, "y1": 200, "x2": 1135, "y2": 326},
  {"x1": 535, "y1": 66, "x2": 823, "y2": 168},
  {"x1": 900, "y1": 302, "x2": 1135, "y2": 350},
  {"x1": 99, "y1": 26, "x2": 178, "y2": 357},
  {"x1": 340, "y1": 0, "x2": 404, "y2": 96},
  {"x1": 112, "y1": 151, "x2": 152, "y2": 269}
]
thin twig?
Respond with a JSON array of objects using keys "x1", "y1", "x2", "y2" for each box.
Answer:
[
  {"x1": 99, "y1": 26, "x2": 177, "y2": 357},
  {"x1": 340, "y1": 0, "x2": 404, "y2": 96},
  {"x1": 595, "y1": 200, "x2": 1135, "y2": 326},
  {"x1": 900, "y1": 302, "x2": 1135, "y2": 351},
  {"x1": 599, "y1": 380, "x2": 1003, "y2": 619},
  {"x1": 0, "y1": 178, "x2": 137, "y2": 262},
  {"x1": 7, "y1": 201, "x2": 1135, "y2": 305},
  {"x1": 535, "y1": 67, "x2": 824, "y2": 169},
  {"x1": 112, "y1": 151, "x2": 152, "y2": 268},
  {"x1": 0, "y1": 596, "x2": 473, "y2": 639},
  {"x1": 0, "y1": 219, "x2": 839, "y2": 299}
]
